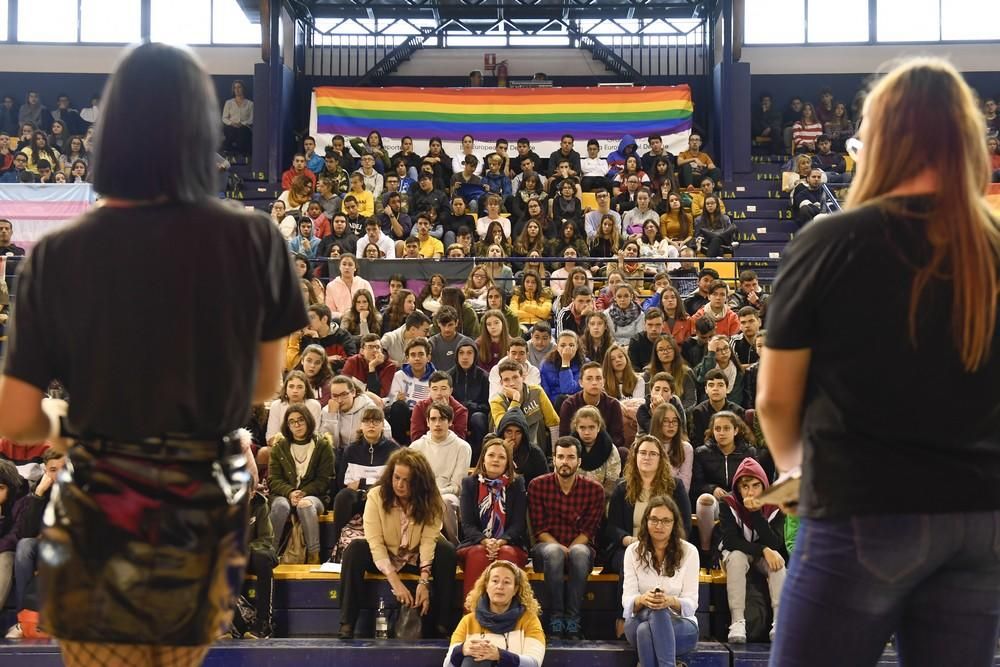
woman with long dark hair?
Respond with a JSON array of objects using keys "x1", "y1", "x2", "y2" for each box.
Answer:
[
  {"x1": 338, "y1": 448, "x2": 456, "y2": 639},
  {"x1": 760, "y1": 58, "x2": 1000, "y2": 666},
  {"x1": 0, "y1": 43, "x2": 305, "y2": 666},
  {"x1": 621, "y1": 495, "x2": 700, "y2": 667}
]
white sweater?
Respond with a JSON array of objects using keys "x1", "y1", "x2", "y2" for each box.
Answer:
[
  {"x1": 621, "y1": 540, "x2": 700, "y2": 623},
  {"x1": 409, "y1": 431, "x2": 472, "y2": 496}
]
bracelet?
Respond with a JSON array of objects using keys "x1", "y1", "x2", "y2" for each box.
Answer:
[{"x1": 417, "y1": 579, "x2": 430, "y2": 587}]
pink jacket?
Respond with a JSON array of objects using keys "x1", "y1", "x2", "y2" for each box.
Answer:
[{"x1": 325, "y1": 277, "x2": 374, "y2": 319}]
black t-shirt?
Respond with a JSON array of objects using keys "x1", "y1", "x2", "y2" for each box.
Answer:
[
  {"x1": 4, "y1": 199, "x2": 307, "y2": 440},
  {"x1": 766, "y1": 196, "x2": 1000, "y2": 518}
]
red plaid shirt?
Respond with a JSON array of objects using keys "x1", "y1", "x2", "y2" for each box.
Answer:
[{"x1": 528, "y1": 472, "x2": 605, "y2": 548}]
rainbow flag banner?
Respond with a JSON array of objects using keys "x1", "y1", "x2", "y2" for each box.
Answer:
[{"x1": 310, "y1": 85, "x2": 694, "y2": 156}]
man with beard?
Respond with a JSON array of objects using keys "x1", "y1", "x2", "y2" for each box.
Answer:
[{"x1": 527, "y1": 437, "x2": 604, "y2": 640}]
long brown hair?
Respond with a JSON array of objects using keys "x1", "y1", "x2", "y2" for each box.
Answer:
[
  {"x1": 846, "y1": 58, "x2": 999, "y2": 371},
  {"x1": 377, "y1": 448, "x2": 444, "y2": 525},
  {"x1": 623, "y1": 435, "x2": 676, "y2": 505},
  {"x1": 635, "y1": 495, "x2": 686, "y2": 576},
  {"x1": 602, "y1": 343, "x2": 639, "y2": 398},
  {"x1": 648, "y1": 401, "x2": 688, "y2": 470},
  {"x1": 477, "y1": 309, "x2": 512, "y2": 361},
  {"x1": 645, "y1": 335, "x2": 690, "y2": 400}
]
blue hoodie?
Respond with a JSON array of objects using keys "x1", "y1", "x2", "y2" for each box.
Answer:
[{"x1": 606, "y1": 135, "x2": 638, "y2": 177}]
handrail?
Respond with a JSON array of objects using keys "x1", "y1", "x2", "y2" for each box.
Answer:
[{"x1": 821, "y1": 183, "x2": 843, "y2": 214}]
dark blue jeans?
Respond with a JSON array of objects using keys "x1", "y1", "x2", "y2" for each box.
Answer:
[{"x1": 770, "y1": 511, "x2": 1000, "y2": 667}]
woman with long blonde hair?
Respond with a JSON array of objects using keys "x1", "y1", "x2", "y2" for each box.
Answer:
[{"x1": 759, "y1": 58, "x2": 1000, "y2": 666}]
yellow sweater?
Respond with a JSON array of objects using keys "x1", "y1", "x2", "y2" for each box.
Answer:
[{"x1": 445, "y1": 610, "x2": 546, "y2": 667}]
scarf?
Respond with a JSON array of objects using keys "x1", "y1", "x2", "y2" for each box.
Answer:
[
  {"x1": 607, "y1": 300, "x2": 641, "y2": 328},
  {"x1": 477, "y1": 475, "x2": 510, "y2": 538},
  {"x1": 577, "y1": 428, "x2": 613, "y2": 472},
  {"x1": 476, "y1": 596, "x2": 524, "y2": 635},
  {"x1": 704, "y1": 304, "x2": 729, "y2": 322},
  {"x1": 289, "y1": 438, "x2": 315, "y2": 487}
]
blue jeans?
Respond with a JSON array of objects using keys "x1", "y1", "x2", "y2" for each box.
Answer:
[
  {"x1": 625, "y1": 608, "x2": 698, "y2": 667},
  {"x1": 531, "y1": 542, "x2": 593, "y2": 620},
  {"x1": 14, "y1": 537, "x2": 39, "y2": 610},
  {"x1": 770, "y1": 512, "x2": 1000, "y2": 667}
]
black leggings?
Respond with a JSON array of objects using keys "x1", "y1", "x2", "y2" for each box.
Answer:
[
  {"x1": 248, "y1": 549, "x2": 275, "y2": 625},
  {"x1": 331, "y1": 487, "x2": 365, "y2": 551}
]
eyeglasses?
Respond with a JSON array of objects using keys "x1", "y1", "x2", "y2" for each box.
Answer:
[
  {"x1": 647, "y1": 517, "x2": 675, "y2": 527},
  {"x1": 330, "y1": 391, "x2": 351, "y2": 400},
  {"x1": 663, "y1": 419, "x2": 680, "y2": 427},
  {"x1": 287, "y1": 417, "x2": 307, "y2": 426},
  {"x1": 636, "y1": 450, "x2": 660, "y2": 458},
  {"x1": 845, "y1": 137, "x2": 863, "y2": 160}
]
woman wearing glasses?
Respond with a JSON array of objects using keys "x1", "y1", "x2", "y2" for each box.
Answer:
[
  {"x1": 605, "y1": 435, "x2": 692, "y2": 639},
  {"x1": 761, "y1": 58, "x2": 1000, "y2": 665},
  {"x1": 268, "y1": 404, "x2": 335, "y2": 564},
  {"x1": 621, "y1": 495, "x2": 700, "y2": 666}
]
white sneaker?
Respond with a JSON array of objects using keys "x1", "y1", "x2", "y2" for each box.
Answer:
[
  {"x1": 5, "y1": 623, "x2": 22, "y2": 639},
  {"x1": 728, "y1": 619, "x2": 747, "y2": 643},
  {"x1": 769, "y1": 621, "x2": 777, "y2": 641}
]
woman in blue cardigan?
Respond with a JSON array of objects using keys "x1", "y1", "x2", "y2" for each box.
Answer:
[{"x1": 539, "y1": 330, "x2": 586, "y2": 409}]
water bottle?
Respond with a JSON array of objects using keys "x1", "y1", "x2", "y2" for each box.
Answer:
[{"x1": 375, "y1": 597, "x2": 389, "y2": 639}]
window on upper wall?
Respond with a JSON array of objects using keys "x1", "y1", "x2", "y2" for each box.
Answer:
[
  {"x1": 941, "y1": 0, "x2": 1000, "y2": 40},
  {"x1": 0, "y1": 2, "x2": 7, "y2": 41},
  {"x1": 807, "y1": 0, "x2": 869, "y2": 42},
  {"x1": 81, "y1": 0, "x2": 141, "y2": 43},
  {"x1": 213, "y1": 0, "x2": 262, "y2": 44},
  {"x1": 744, "y1": 0, "x2": 805, "y2": 44},
  {"x1": 18, "y1": 0, "x2": 78, "y2": 42},
  {"x1": 877, "y1": 0, "x2": 940, "y2": 41},
  {"x1": 150, "y1": 0, "x2": 212, "y2": 44}
]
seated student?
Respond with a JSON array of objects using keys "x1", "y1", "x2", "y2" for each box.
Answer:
[
  {"x1": 526, "y1": 323, "x2": 556, "y2": 369},
  {"x1": 301, "y1": 304, "x2": 358, "y2": 371},
  {"x1": 491, "y1": 360, "x2": 561, "y2": 454},
  {"x1": 385, "y1": 337, "x2": 436, "y2": 445},
  {"x1": 527, "y1": 437, "x2": 605, "y2": 640},
  {"x1": 495, "y1": 409, "x2": 550, "y2": 487},
  {"x1": 509, "y1": 270, "x2": 553, "y2": 333},
  {"x1": 580, "y1": 139, "x2": 611, "y2": 192},
  {"x1": 488, "y1": 338, "x2": 541, "y2": 396},
  {"x1": 621, "y1": 496, "x2": 701, "y2": 667},
  {"x1": 328, "y1": 407, "x2": 401, "y2": 561},
  {"x1": 281, "y1": 153, "x2": 316, "y2": 191},
  {"x1": 343, "y1": 333, "x2": 398, "y2": 398},
  {"x1": 719, "y1": 458, "x2": 786, "y2": 643},
  {"x1": 681, "y1": 316, "x2": 716, "y2": 368},
  {"x1": 429, "y1": 306, "x2": 476, "y2": 374},
  {"x1": 621, "y1": 188, "x2": 659, "y2": 238},
  {"x1": 603, "y1": 342, "x2": 646, "y2": 401},
  {"x1": 686, "y1": 369, "x2": 746, "y2": 449},
  {"x1": 688, "y1": 176, "x2": 728, "y2": 219},
  {"x1": 265, "y1": 370, "x2": 323, "y2": 444},
  {"x1": 340, "y1": 290, "x2": 382, "y2": 340},
  {"x1": 539, "y1": 330, "x2": 586, "y2": 408},
  {"x1": 5, "y1": 449, "x2": 63, "y2": 638},
  {"x1": 288, "y1": 218, "x2": 321, "y2": 258},
  {"x1": 380, "y1": 310, "x2": 432, "y2": 365},
  {"x1": 579, "y1": 310, "x2": 614, "y2": 364},
  {"x1": 457, "y1": 438, "x2": 530, "y2": 598},
  {"x1": 627, "y1": 307, "x2": 664, "y2": 371},
  {"x1": 606, "y1": 436, "x2": 693, "y2": 638},
  {"x1": 268, "y1": 404, "x2": 336, "y2": 564},
  {"x1": 694, "y1": 335, "x2": 747, "y2": 406},
  {"x1": 346, "y1": 172, "x2": 375, "y2": 218},
  {"x1": 549, "y1": 179, "x2": 584, "y2": 234},
  {"x1": 811, "y1": 134, "x2": 852, "y2": 184},
  {"x1": 412, "y1": 213, "x2": 444, "y2": 258},
  {"x1": 446, "y1": 560, "x2": 545, "y2": 667},
  {"x1": 319, "y1": 374, "x2": 391, "y2": 450},
  {"x1": 637, "y1": 369, "x2": 686, "y2": 429},
  {"x1": 684, "y1": 268, "x2": 719, "y2": 315},
  {"x1": 477, "y1": 309, "x2": 513, "y2": 374},
  {"x1": 240, "y1": 441, "x2": 278, "y2": 639},
  {"x1": 692, "y1": 197, "x2": 736, "y2": 257},
  {"x1": 691, "y1": 411, "x2": 757, "y2": 557},
  {"x1": 381, "y1": 287, "x2": 416, "y2": 335},
  {"x1": 450, "y1": 340, "x2": 490, "y2": 445},
  {"x1": 410, "y1": 402, "x2": 472, "y2": 544},
  {"x1": 296, "y1": 343, "x2": 335, "y2": 410},
  {"x1": 791, "y1": 168, "x2": 825, "y2": 226},
  {"x1": 338, "y1": 449, "x2": 456, "y2": 639},
  {"x1": 480, "y1": 152, "x2": 512, "y2": 201},
  {"x1": 410, "y1": 371, "x2": 469, "y2": 443},
  {"x1": 791, "y1": 103, "x2": 823, "y2": 154},
  {"x1": 730, "y1": 307, "x2": 762, "y2": 367},
  {"x1": 559, "y1": 360, "x2": 625, "y2": 437},
  {"x1": 555, "y1": 286, "x2": 594, "y2": 336},
  {"x1": 692, "y1": 279, "x2": 741, "y2": 336},
  {"x1": 357, "y1": 217, "x2": 397, "y2": 259},
  {"x1": 677, "y1": 133, "x2": 721, "y2": 188},
  {"x1": 566, "y1": 405, "x2": 622, "y2": 498},
  {"x1": 743, "y1": 330, "x2": 766, "y2": 409},
  {"x1": 325, "y1": 254, "x2": 375, "y2": 320},
  {"x1": 607, "y1": 284, "x2": 646, "y2": 347},
  {"x1": 727, "y1": 269, "x2": 768, "y2": 314}
]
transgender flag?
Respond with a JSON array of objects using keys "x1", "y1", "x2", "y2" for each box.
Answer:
[{"x1": 0, "y1": 183, "x2": 96, "y2": 249}]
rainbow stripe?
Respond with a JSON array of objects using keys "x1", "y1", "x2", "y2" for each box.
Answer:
[{"x1": 315, "y1": 86, "x2": 693, "y2": 141}]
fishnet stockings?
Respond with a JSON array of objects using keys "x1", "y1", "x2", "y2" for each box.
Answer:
[{"x1": 59, "y1": 641, "x2": 210, "y2": 667}]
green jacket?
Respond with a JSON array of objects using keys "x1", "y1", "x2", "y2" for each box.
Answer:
[
  {"x1": 249, "y1": 492, "x2": 278, "y2": 564},
  {"x1": 268, "y1": 434, "x2": 336, "y2": 507}
]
